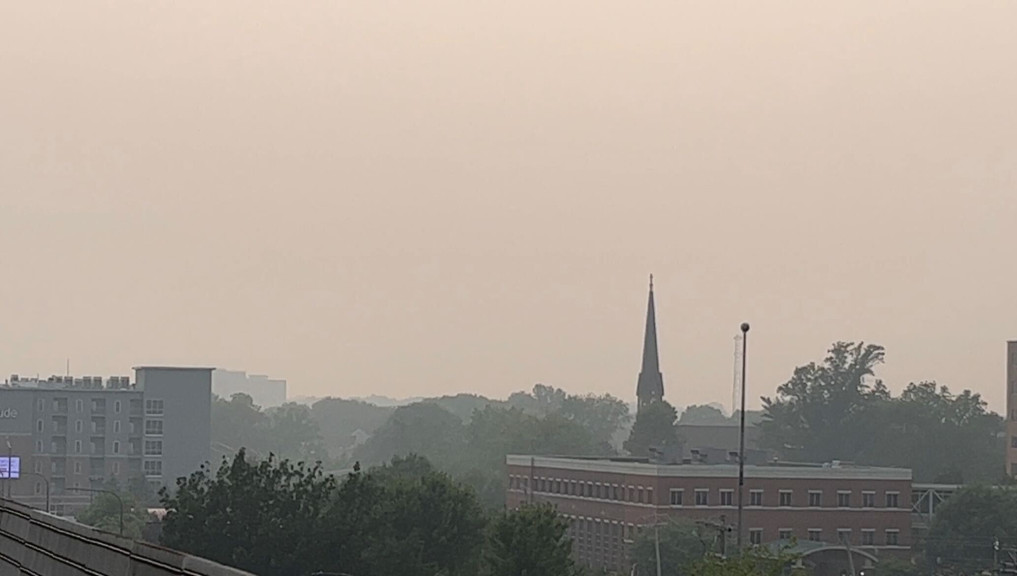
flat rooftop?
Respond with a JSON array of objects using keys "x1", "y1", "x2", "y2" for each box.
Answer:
[{"x1": 506, "y1": 455, "x2": 912, "y2": 480}]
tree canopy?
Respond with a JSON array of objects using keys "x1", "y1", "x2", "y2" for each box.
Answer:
[
  {"x1": 485, "y1": 503, "x2": 578, "y2": 576},
  {"x1": 159, "y1": 451, "x2": 577, "y2": 576},
  {"x1": 926, "y1": 486, "x2": 1017, "y2": 573},
  {"x1": 625, "y1": 400, "x2": 680, "y2": 457},
  {"x1": 760, "y1": 341, "x2": 1003, "y2": 482}
]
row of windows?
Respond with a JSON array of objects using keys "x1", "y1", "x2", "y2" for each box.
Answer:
[
  {"x1": 510, "y1": 475, "x2": 655, "y2": 504},
  {"x1": 34, "y1": 459, "x2": 126, "y2": 476},
  {"x1": 749, "y1": 528, "x2": 900, "y2": 547},
  {"x1": 35, "y1": 438, "x2": 141, "y2": 455},
  {"x1": 670, "y1": 488, "x2": 901, "y2": 509},
  {"x1": 37, "y1": 398, "x2": 130, "y2": 414},
  {"x1": 34, "y1": 397, "x2": 157, "y2": 415},
  {"x1": 509, "y1": 475, "x2": 901, "y2": 509},
  {"x1": 36, "y1": 418, "x2": 135, "y2": 434}
]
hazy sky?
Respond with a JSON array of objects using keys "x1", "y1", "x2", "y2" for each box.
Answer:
[{"x1": 2, "y1": 3, "x2": 1016, "y2": 412}]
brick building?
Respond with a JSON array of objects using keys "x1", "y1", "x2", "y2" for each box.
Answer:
[{"x1": 506, "y1": 455, "x2": 912, "y2": 573}]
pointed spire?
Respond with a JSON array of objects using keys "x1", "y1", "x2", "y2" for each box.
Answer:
[{"x1": 637, "y1": 275, "x2": 665, "y2": 412}]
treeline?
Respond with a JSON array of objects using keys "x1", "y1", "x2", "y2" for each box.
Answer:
[
  {"x1": 160, "y1": 451, "x2": 580, "y2": 576},
  {"x1": 760, "y1": 341, "x2": 1004, "y2": 483}
]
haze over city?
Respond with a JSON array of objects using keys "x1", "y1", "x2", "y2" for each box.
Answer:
[{"x1": 3, "y1": 2, "x2": 1017, "y2": 411}]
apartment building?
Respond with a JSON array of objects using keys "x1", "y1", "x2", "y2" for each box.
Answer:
[
  {"x1": 0, "y1": 366, "x2": 211, "y2": 515},
  {"x1": 506, "y1": 455, "x2": 912, "y2": 574}
]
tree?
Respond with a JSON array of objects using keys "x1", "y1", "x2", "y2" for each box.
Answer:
[
  {"x1": 75, "y1": 487, "x2": 151, "y2": 539},
  {"x1": 485, "y1": 503, "x2": 578, "y2": 576},
  {"x1": 508, "y1": 384, "x2": 568, "y2": 416},
  {"x1": 354, "y1": 402, "x2": 466, "y2": 469},
  {"x1": 160, "y1": 449, "x2": 336, "y2": 576},
  {"x1": 625, "y1": 400, "x2": 680, "y2": 457},
  {"x1": 309, "y1": 396, "x2": 395, "y2": 458},
  {"x1": 687, "y1": 546, "x2": 803, "y2": 576},
  {"x1": 557, "y1": 393, "x2": 632, "y2": 450},
  {"x1": 264, "y1": 402, "x2": 329, "y2": 463},
  {"x1": 321, "y1": 457, "x2": 486, "y2": 576},
  {"x1": 926, "y1": 486, "x2": 1017, "y2": 573},
  {"x1": 630, "y1": 520, "x2": 712, "y2": 575},
  {"x1": 760, "y1": 342, "x2": 889, "y2": 462}
]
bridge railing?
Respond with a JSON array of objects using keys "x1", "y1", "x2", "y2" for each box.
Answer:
[{"x1": 0, "y1": 497, "x2": 254, "y2": 576}]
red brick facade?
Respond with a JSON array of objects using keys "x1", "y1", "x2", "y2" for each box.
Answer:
[{"x1": 506, "y1": 456, "x2": 912, "y2": 573}]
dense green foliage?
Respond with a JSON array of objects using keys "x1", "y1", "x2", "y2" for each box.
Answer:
[
  {"x1": 160, "y1": 451, "x2": 579, "y2": 576},
  {"x1": 211, "y1": 394, "x2": 329, "y2": 464},
  {"x1": 75, "y1": 486, "x2": 152, "y2": 539},
  {"x1": 630, "y1": 519, "x2": 717, "y2": 575},
  {"x1": 625, "y1": 400, "x2": 680, "y2": 457},
  {"x1": 761, "y1": 341, "x2": 1003, "y2": 483},
  {"x1": 485, "y1": 503, "x2": 578, "y2": 576},
  {"x1": 352, "y1": 387, "x2": 627, "y2": 508},
  {"x1": 926, "y1": 486, "x2": 1017, "y2": 573}
]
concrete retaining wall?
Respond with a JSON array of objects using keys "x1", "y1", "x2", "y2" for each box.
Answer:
[{"x1": 0, "y1": 499, "x2": 255, "y2": 576}]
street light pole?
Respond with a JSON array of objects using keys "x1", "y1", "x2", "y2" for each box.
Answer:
[
  {"x1": 66, "y1": 487, "x2": 123, "y2": 536},
  {"x1": 21, "y1": 472, "x2": 50, "y2": 513},
  {"x1": 654, "y1": 523, "x2": 662, "y2": 576},
  {"x1": 736, "y1": 322, "x2": 750, "y2": 554},
  {"x1": 4, "y1": 439, "x2": 10, "y2": 498}
]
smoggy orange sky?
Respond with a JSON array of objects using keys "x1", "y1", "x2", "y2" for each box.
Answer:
[{"x1": 2, "y1": 2, "x2": 1016, "y2": 412}]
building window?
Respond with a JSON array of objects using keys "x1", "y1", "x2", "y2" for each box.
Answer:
[
  {"x1": 75, "y1": 420, "x2": 82, "y2": 433},
  {"x1": 720, "y1": 490, "x2": 734, "y2": 506},
  {"x1": 144, "y1": 439, "x2": 163, "y2": 456},
  {"x1": 749, "y1": 529, "x2": 763, "y2": 545},
  {"x1": 34, "y1": 461, "x2": 42, "y2": 474},
  {"x1": 750, "y1": 490, "x2": 763, "y2": 506},
  {"x1": 144, "y1": 399, "x2": 164, "y2": 416},
  {"x1": 114, "y1": 400, "x2": 121, "y2": 414},
  {"x1": 113, "y1": 440, "x2": 120, "y2": 454},
  {"x1": 112, "y1": 462, "x2": 120, "y2": 475},
  {"x1": 779, "y1": 529, "x2": 793, "y2": 540},
  {"x1": 144, "y1": 419, "x2": 164, "y2": 436},
  {"x1": 670, "y1": 489, "x2": 684, "y2": 506},
  {"x1": 637, "y1": 487, "x2": 644, "y2": 503},
  {"x1": 74, "y1": 440, "x2": 81, "y2": 453},
  {"x1": 35, "y1": 440, "x2": 43, "y2": 454},
  {"x1": 838, "y1": 491, "x2": 851, "y2": 507},
  {"x1": 75, "y1": 399, "x2": 83, "y2": 413},
  {"x1": 779, "y1": 490, "x2": 792, "y2": 507},
  {"x1": 113, "y1": 420, "x2": 121, "y2": 434},
  {"x1": 886, "y1": 530, "x2": 900, "y2": 546},
  {"x1": 37, "y1": 398, "x2": 45, "y2": 412},
  {"x1": 35, "y1": 482, "x2": 42, "y2": 495},
  {"x1": 695, "y1": 489, "x2": 709, "y2": 506},
  {"x1": 36, "y1": 419, "x2": 43, "y2": 432},
  {"x1": 838, "y1": 529, "x2": 852, "y2": 544},
  {"x1": 808, "y1": 529, "x2": 822, "y2": 542},
  {"x1": 808, "y1": 491, "x2": 822, "y2": 507},
  {"x1": 73, "y1": 461, "x2": 82, "y2": 474},
  {"x1": 143, "y1": 460, "x2": 163, "y2": 477},
  {"x1": 647, "y1": 488, "x2": 654, "y2": 504},
  {"x1": 886, "y1": 492, "x2": 900, "y2": 508},
  {"x1": 862, "y1": 491, "x2": 875, "y2": 508},
  {"x1": 862, "y1": 530, "x2": 875, "y2": 546}
]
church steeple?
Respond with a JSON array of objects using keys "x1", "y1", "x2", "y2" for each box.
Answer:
[{"x1": 636, "y1": 275, "x2": 665, "y2": 411}]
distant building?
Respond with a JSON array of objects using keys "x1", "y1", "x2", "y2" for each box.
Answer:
[
  {"x1": 0, "y1": 367, "x2": 212, "y2": 515},
  {"x1": 212, "y1": 369, "x2": 287, "y2": 408},
  {"x1": 636, "y1": 276, "x2": 664, "y2": 412},
  {"x1": 506, "y1": 455, "x2": 912, "y2": 575},
  {"x1": 1006, "y1": 341, "x2": 1017, "y2": 477}
]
